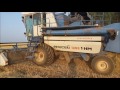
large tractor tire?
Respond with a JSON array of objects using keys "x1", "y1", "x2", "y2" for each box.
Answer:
[
  {"x1": 33, "y1": 43, "x2": 55, "y2": 66},
  {"x1": 91, "y1": 55, "x2": 115, "y2": 75}
]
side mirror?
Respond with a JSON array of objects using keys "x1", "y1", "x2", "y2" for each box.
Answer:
[
  {"x1": 24, "y1": 32, "x2": 26, "y2": 36},
  {"x1": 30, "y1": 15, "x2": 32, "y2": 18},
  {"x1": 22, "y1": 16, "x2": 24, "y2": 23}
]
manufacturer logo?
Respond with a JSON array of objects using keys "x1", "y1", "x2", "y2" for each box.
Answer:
[
  {"x1": 53, "y1": 45, "x2": 70, "y2": 49},
  {"x1": 53, "y1": 45, "x2": 92, "y2": 51}
]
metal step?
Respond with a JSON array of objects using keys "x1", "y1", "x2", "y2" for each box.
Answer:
[{"x1": 25, "y1": 56, "x2": 34, "y2": 59}]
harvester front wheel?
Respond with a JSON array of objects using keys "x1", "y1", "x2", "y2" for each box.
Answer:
[
  {"x1": 91, "y1": 56, "x2": 115, "y2": 75},
  {"x1": 33, "y1": 43, "x2": 55, "y2": 66}
]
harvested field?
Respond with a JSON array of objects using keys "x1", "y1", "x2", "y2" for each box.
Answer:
[{"x1": 0, "y1": 51, "x2": 120, "y2": 78}]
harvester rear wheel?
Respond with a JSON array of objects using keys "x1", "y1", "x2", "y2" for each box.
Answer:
[
  {"x1": 91, "y1": 55, "x2": 115, "y2": 75},
  {"x1": 33, "y1": 43, "x2": 55, "y2": 66}
]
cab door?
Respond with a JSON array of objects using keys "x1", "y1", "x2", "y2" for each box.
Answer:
[
  {"x1": 25, "y1": 15, "x2": 33, "y2": 36},
  {"x1": 33, "y1": 13, "x2": 42, "y2": 36}
]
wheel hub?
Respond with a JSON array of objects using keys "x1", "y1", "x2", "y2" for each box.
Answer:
[
  {"x1": 97, "y1": 61, "x2": 109, "y2": 71},
  {"x1": 36, "y1": 52, "x2": 44, "y2": 62}
]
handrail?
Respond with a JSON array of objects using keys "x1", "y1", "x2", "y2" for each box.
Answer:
[{"x1": 34, "y1": 14, "x2": 119, "y2": 28}]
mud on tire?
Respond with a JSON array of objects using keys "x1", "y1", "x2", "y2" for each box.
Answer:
[{"x1": 33, "y1": 43, "x2": 55, "y2": 66}]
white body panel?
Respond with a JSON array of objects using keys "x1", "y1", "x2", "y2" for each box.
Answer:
[
  {"x1": 44, "y1": 36, "x2": 103, "y2": 41},
  {"x1": 33, "y1": 25, "x2": 42, "y2": 36},
  {"x1": 46, "y1": 12, "x2": 58, "y2": 27},
  {"x1": 0, "y1": 53, "x2": 8, "y2": 66},
  {"x1": 33, "y1": 12, "x2": 58, "y2": 36},
  {"x1": 45, "y1": 41, "x2": 102, "y2": 54}
]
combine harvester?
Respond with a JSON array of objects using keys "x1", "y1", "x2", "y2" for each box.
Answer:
[{"x1": 0, "y1": 12, "x2": 120, "y2": 75}]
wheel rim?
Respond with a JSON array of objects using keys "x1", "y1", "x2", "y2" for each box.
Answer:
[
  {"x1": 96, "y1": 61, "x2": 109, "y2": 71},
  {"x1": 36, "y1": 52, "x2": 44, "y2": 62}
]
